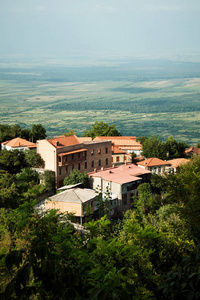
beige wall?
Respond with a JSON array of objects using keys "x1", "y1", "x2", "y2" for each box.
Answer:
[
  {"x1": 46, "y1": 200, "x2": 83, "y2": 216},
  {"x1": 37, "y1": 140, "x2": 57, "y2": 172}
]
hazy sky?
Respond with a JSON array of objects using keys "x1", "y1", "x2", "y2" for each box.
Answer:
[{"x1": 0, "y1": 0, "x2": 200, "y2": 59}]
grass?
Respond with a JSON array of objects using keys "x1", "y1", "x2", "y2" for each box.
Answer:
[{"x1": 0, "y1": 60, "x2": 200, "y2": 145}]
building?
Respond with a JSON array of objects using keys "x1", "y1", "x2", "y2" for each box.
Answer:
[
  {"x1": 37, "y1": 135, "x2": 112, "y2": 188},
  {"x1": 89, "y1": 164, "x2": 151, "y2": 212},
  {"x1": 112, "y1": 145, "x2": 132, "y2": 165},
  {"x1": 167, "y1": 158, "x2": 189, "y2": 174},
  {"x1": 185, "y1": 147, "x2": 200, "y2": 157},
  {"x1": 93, "y1": 136, "x2": 142, "y2": 156},
  {"x1": 1, "y1": 137, "x2": 36, "y2": 151},
  {"x1": 136, "y1": 157, "x2": 171, "y2": 175},
  {"x1": 45, "y1": 188, "x2": 98, "y2": 225}
]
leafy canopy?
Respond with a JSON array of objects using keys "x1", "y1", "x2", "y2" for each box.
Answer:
[
  {"x1": 63, "y1": 169, "x2": 89, "y2": 187},
  {"x1": 83, "y1": 121, "x2": 121, "y2": 139}
]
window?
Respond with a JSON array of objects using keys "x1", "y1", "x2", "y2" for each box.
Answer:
[
  {"x1": 78, "y1": 152, "x2": 80, "y2": 158},
  {"x1": 98, "y1": 148, "x2": 101, "y2": 154},
  {"x1": 116, "y1": 156, "x2": 120, "y2": 162},
  {"x1": 105, "y1": 147, "x2": 108, "y2": 153},
  {"x1": 106, "y1": 158, "x2": 108, "y2": 165},
  {"x1": 91, "y1": 149, "x2": 94, "y2": 156},
  {"x1": 85, "y1": 161, "x2": 87, "y2": 169},
  {"x1": 78, "y1": 163, "x2": 80, "y2": 170},
  {"x1": 99, "y1": 159, "x2": 101, "y2": 167},
  {"x1": 58, "y1": 156, "x2": 61, "y2": 163},
  {"x1": 59, "y1": 168, "x2": 61, "y2": 175},
  {"x1": 65, "y1": 166, "x2": 68, "y2": 173},
  {"x1": 72, "y1": 154, "x2": 74, "y2": 159},
  {"x1": 91, "y1": 161, "x2": 94, "y2": 168},
  {"x1": 91, "y1": 200, "x2": 93, "y2": 208},
  {"x1": 123, "y1": 194, "x2": 127, "y2": 206},
  {"x1": 72, "y1": 164, "x2": 74, "y2": 170}
]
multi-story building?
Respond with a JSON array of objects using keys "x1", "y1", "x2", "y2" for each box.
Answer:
[
  {"x1": 93, "y1": 136, "x2": 142, "y2": 156},
  {"x1": 37, "y1": 135, "x2": 112, "y2": 188},
  {"x1": 89, "y1": 163, "x2": 151, "y2": 212}
]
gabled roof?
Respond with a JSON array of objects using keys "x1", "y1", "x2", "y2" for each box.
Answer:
[
  {"x1": 47, "y1": 135, "x2": 80, "y2": 148},
  {"x1": 2, "y1": 137, "x2": 36, "y2": 149},
  {"x1": 89, "y1": 163, "x2": 151, "y2": 184},
  {"x1": 137, "y1": 157, "x2": 171, "y2": 167},
  {"x1": 48, "y1": 188, "x2": 96, "y2": 204},
  {"x1": 94, "y1": 136, "x2": 142, "y2": 149},
  {"x1": 167, "y1": 158, "x2": 189, "y2": 168},
  {"x1": 185, "y1": 147, "x2": 200, "y2": 155}
]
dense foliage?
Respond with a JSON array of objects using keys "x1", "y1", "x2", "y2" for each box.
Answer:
[
  {"x1": 140, "y1": 136, "x2": 188, "y2": 160},
  {"x1": 0, "y1": 124, "x2": 46, "y2": 144},
  {"x1": 63, "y1": 169, "x2": 89, "y2": 187},
  {"x1": 0, "y1": 155, "x2": 200, "y2": 299},
  {"x1": 83, "y1": 121, "x2": 121, "y2": 139}
]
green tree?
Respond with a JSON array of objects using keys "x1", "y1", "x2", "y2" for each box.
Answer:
[
  {"x1": 24, "y1": 149, "x2": 44, "y2": 168},
  {"x1": 0, "y1": 149, "x2": 26, "y2": 174},
  {"x1": 165, "y1": 136, "x2": 187, "y2": 159},
  {"x1": 64, "y1": 129, "x2": 75, "y2": 136},
  {"x1": 136, "y1": 136, "x2": 148, "y2": 144},
  {"x1": 40, "y1": 170, "x2": 56, "y2": 193},
  {"x1": 83, "y1": 121, "x2": 121, "y2": 139},
  {"x1": 135, "y1": 183, "x2": 154, "y2": 214},
  {"x1": 30, "y1": 124, "x2": 46, "y2": 143},
  {"x1": 142, "y1": 136, "x2": 166, "y2": 159},
  {"x1": 63, "y1": 169, "x2": 89, "y2": 187}
]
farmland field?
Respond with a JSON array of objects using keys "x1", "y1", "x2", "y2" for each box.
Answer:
[{"x1": 0, "y1": 57, "x2": 200, "y2": 144}]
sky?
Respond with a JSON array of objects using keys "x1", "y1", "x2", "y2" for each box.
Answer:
[{"x1": 0, "y1": 0, "x2": 200, "y2": 60}]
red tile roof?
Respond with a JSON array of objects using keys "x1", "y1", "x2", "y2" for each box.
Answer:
[
  {"x1": 58, "y1": 149, "x2": 88, "y2": 156},
  {"x1": 137, "y1": 157, "x2": 171, "y2": 167},
  {"x1": 167, "y1": 158, "x2": 189, "y2": 168},
  {"x1": 89, "y1": 163, "x2": 151, "y2": 184},
  {"x1": 94, "y1": 136, "x2": 142, "y2": 150},
  {"x1": 185, "y1": 147, "x2": 200, "y2": 155},
  {"x1": 48, "y1": 135, "x2": 80, "y2": 148},
  {"x1": 2, "y1": 137, "x2": 36, "y2": 149},
  {"x1": 112, "y1": 145, "x2": 126, "y2": 154}
]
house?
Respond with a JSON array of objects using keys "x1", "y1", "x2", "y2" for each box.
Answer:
[
  {"x1": 93, "y1": 136, "x2": 142, "y2": 156},
  {"x1": 185, "y1": 147, "x2": 200, "y2": 157},
  {"x1": 1, "y1": 137, "x2": 36, "y2": 151},
  {"x1": 167, "y1": 158, "x2": 189, "y2": 174},
  {"x1": 112, "y1": 145, "x2": 132, "y2": 165},
  {"x1": 45, "y1": 188, "x2": 98, "y2": 225},
  {"x1": 89, "y1": 163, "x2": 151, "y2": 212},
  {"x1": 37, "y1": 135, "x2": 112, "y2": 188},
  {"x1": 136, "y1": 158, "x2": 171, "y2": 175}
]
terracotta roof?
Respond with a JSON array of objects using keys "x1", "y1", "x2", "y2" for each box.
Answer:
[
  {"x1": 77, "y1": 137, "x2": 92, "y2": 142},
  {"x1": 167, "y1": 158, "x2": 189, "y2": 168},
  {"x1": 2, "y1": 137, "x2": 36, "y2": 149},
  {"x1": 58, "y1": 149, "x2": 88, "y2": 156},
  {"x1": 47, "y1": 135, "x2": 80, "y2": 148},
  {"x1": 185, "y1": 147, "x2": 200, "y2": 155},
  {"x1": 137, "y1": 158, "x2": 171, "y2": 167},
  {"x1": 112, "y1": 145, "x2": 126, "y2": 154},
  {"x1": 89, "y1": 163, "x2": 151, "y2": 184},
  {"x1": 94, "y1": 136, "x2": 142, "y2": 150}
]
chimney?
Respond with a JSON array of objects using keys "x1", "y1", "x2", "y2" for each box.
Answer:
[
  {"x1": 94, "y1": 168, "x2": 97, "y2": 172},
  {"x1": 101, "y1": 167, "x2": 104, "y2": 171}
]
